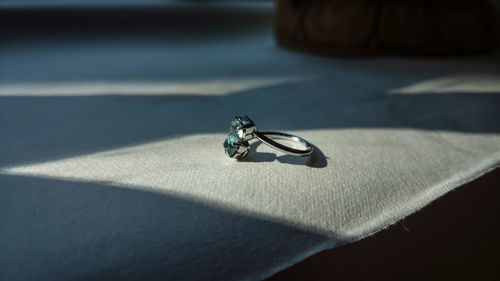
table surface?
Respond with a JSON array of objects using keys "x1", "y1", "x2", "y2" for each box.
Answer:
[{"x1": 1, "y1": 2, "x2": 499, "y2": 280}]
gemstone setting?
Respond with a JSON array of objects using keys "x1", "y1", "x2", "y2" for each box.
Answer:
[
  {"x1": 229, "y1": 115, "x2": 256, "y2": 141},
  {"x1": 223, "y1": 134, "x2": 249, "y2": 158},
  {"x1": 223, "y1": 134, "x2": 239, "y2": 157},
  {"x1": 223, "y1": 115, "x2": 255, "y2": 159}
]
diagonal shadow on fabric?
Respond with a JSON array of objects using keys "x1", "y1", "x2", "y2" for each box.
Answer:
[
  {"x1": 1, "y1": 79, "x2": 499, "y2": 168},
  {"x1": 0, "y1": 173, "x2": 340, "y2": 281}
]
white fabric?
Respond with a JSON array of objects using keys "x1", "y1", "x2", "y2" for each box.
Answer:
[{"x1": 1, "y1": 2, "x2": 500, "y2": 280}]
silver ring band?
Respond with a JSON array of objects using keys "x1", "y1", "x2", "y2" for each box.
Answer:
[{"x1": 255, "y1": 131, "x2": 313, "y2": 156}]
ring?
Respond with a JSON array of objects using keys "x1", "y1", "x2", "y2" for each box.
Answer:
[{"x1": 223, "y1": 115, "x2": 313, "y2": 159}]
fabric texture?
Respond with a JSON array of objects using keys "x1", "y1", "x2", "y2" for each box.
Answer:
[{"x1": 1, "y1": 2, "x2": 500, "y2": 280}]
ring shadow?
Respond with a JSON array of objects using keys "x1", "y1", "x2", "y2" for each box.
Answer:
[{"x1": 238, "y1": 142, "x2": 328, "y2": 168}]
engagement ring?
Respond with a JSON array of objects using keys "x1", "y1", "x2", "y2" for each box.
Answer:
[{"x1": 223, "y1": 115, "x2": 313, "y2": 159}]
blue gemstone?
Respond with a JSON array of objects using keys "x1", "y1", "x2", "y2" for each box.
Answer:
[
  {"x1": 223, "y1": 135, "x2": 240, "y2": 157},
  {"x1": 230, "y1": 118, "x2": 242, "y2": 139}
]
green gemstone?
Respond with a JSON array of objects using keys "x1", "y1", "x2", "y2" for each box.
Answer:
[
  {"x1": 223, "y1": 135, "x2": 239, "y2": 157},
  {"x1": 230, "y1": 118, "x2": 243, "y2": 139}
]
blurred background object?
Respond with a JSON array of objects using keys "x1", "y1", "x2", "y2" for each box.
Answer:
[{"x1": 275, "y1": 0, "x2": 500, "y2": 55}]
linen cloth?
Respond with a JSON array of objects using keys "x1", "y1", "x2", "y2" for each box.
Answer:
[{"x1": 1, "y1": 2, "x2": 500, "y2": 280}]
